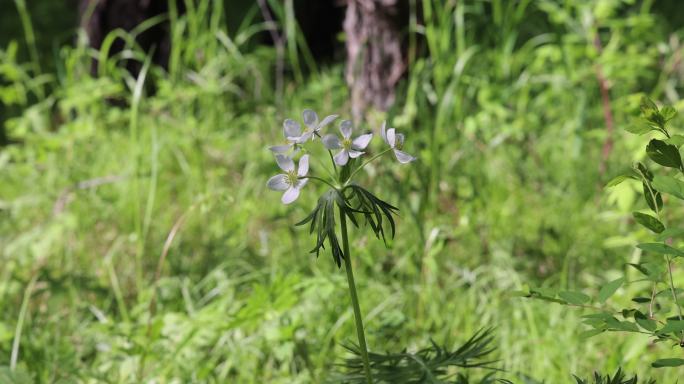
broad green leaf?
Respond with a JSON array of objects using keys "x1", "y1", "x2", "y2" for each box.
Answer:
[
  {"x1": 632, "y1": 212, "x2": 665, "y2": 233},
  {"x1": 646, "y1": 139, "x2": 682, "y2": 169},
  {"x1": 559, "y1": 291, "x2": 591, "y2": 305},
  {"x1": 652, "y1": 358, "x2": 684, "y2": 368},
  {"x1": 581, "y1": 313, "x2": 614, "y2": 320},
  {"x1": 624, "y1": 124, "x2": 655, "y2": 135},
  {"x1": 657, "y1": 320, "x2": 684, "y2": 334},
  {"x1": 661, "y1": 106, "x2": 677, "y2": 121},
  {"x1": 598, "y1": 277, "x2": 624, "y2": 303},
  {"x1": 579, "y1": 329, "x2": 604, "y2": 339},
  {"x1": 644, "y1": 110, "x2": 665, "y2": 129},
  {"x1": 640, "y1": 96, "x2": 658, "y2": 115},
  {"x1": 656, "y1": 227, "x2": 684, "y2": 241},
  {"x1": 652, "y1": 174, "x2": 684, "y2": 200},
  {"x1": 666, "y1": 134, "x2": 684, "y2": 147},
  {"x1": 608, "y1": 320, "x2": 639, "y2": 332},
  {"x1": 634, "y1": 311, "x2": 657, "y2": 331},
  {"x1": 581, "y1": 313, "x2": 613, "y2": 329},
  {"x1": 637, "y1": 243, "x2": 684, "y2": 257}
]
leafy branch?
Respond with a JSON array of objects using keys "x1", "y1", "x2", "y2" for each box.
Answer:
[
  {"x1": 521, "y1": 97, "x2": 684, "y2": 369},
  {"x1": 330, "y1": 328, "x2": 512, "y2": 384}
]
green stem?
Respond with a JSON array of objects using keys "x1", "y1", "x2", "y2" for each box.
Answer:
[
  {"x1": 666, "y1": 255, "x2": 684, "y2": 341},
  {"x1": 300, "y1": 175, "x2": 338, "y2": 190},
  {"x1": 345, "y1": 148, "x2": 393, "y2": 185},
  {"x1": 339, "y1": 208, "x2": 373, "y2": 384},
  {"x1": 11, "y1": 274, "x2": 38, "y2": 370},
  {"x1": 328, "y1": 149, "x2": 339, "y2": 176}
]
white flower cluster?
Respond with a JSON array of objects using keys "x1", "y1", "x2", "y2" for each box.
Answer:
[{"x1": 267, "y1": 109, "x2": 416, "y2": 204}]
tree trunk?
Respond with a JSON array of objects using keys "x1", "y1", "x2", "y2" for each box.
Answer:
[
  {"x1": 79, "y1": 0, "x2": 182, "y2": 75},
  {"x1": 344, "y1": 0, "x2": 407, "y2": 120}
]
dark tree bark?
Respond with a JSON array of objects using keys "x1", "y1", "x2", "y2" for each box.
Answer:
[
  {"x1": 79, "y1": 0, "x2": 183, "y2": 75},
  {"x1": 344, "y1": 0, "x2": 407, "y2": 119}
]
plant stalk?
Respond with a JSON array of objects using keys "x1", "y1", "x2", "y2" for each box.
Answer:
[{"x1": 339, "y1": 208, "x2": 373, "y2": 384}]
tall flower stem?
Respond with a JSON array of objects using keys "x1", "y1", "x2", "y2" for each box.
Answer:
[
  {"x1": 339, "y1": 208, "x2": 373, "y2": 384},
  {"x1": 345, "y1": 148, "x2": 392, "y2": 185}
]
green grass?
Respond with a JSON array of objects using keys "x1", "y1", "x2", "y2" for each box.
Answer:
[{"x1": 2, "y1": 0, "x2": 684, "y2": 382}]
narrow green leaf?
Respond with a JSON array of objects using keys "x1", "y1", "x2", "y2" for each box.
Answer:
[
  {"x1": 652, "y1": 358, "x2": 684, "y2": 368},
  {"x1": 631, "y1": 297, "x2": 651, "y2": 303},
  {"x1": 598, "y1": 278, "x2": 624, "y2": 303},
  {"x1": 632, "y1": 212, "x2": 665, "y2": 233},
  {"x1": 637, "y1": 243, "x2": 684, "y2": 257},
  {"x1": 606, "y1": 173, "x2": 637, "y2": 187},
  {"x1": 559, "y1": 291, "x2": 591, "y2": 305},
  {"x1": 628, "y1": 262, "x2": 664, "y2": 281},
  {"x1": 579, "y1": 329, "x2": 604, "y2": 339},
  {"x1": 636, "y1": 162, "x2": 654, "y2": 181},
  {"x1": 656, "y1": 227, "x2": 684, "y2": 241},
  {"x1": 642, "y1": 182, "x2": 663, "y2": 213}
]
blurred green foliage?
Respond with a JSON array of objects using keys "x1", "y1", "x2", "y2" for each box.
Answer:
[{"x1": 2, "y1": 0, "x2": 684, "y2": 382}]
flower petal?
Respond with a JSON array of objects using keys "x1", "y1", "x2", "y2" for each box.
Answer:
[
  {"x1": 394, "y1": 149, "x2": 416, "y2": 164},
  {"x1": 348, "y1": 150, "x2": 364, "y2": 158},
  {"x1": 269, "y1": 144, "x2": 291, "y2": 153},
  {"x1": 302, "y1": 109, "x2": 318, "y2": 128},
  {"x1": 318, "y1": 114, "x2": 338, "y2": 130},
  {"x1": 298, "y1": 154, "x2": 309, "y2": 177},
  {"x1": 339, "y1": 120, "x2": 353, "y2": 139},
  {"x1": 386, "y1": 128, "x2": 396, "y2": 147},
  {"x1": 294, "y1": 131, "x2": 313, "y2": 143},
  {"x1": 283, "y1": 119, "x2": 301, "y2": 138},
  {"x1": 281, "y1": 187, "x2": 301, "y2": 204},
  {"x1": 334, "y1": 149, "x2": 349, "y2": 166},
  {"x1": 275, "y1": 154, "x2": 295, "y2": 172},
  {"x1": 322, "y1": 134, "x2": 342, "y2": 149},
  {"x1": 395, "y1": 133, "x2": 405, "y2": 147},
  {"x1": 380, "y1": 121, "x2": 387, "y2": 143},
  {"x1": 267, "y1": 174, "x2": 289, "y2": 191},
  {"x1": 352, "y1": 133, "x2": 373, "y2": 150}
]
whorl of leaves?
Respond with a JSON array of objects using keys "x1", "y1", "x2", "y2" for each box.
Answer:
[
  {"x1": 296, "y1": 189, "x2": 358, "y2": 268},
  {"x1": 343, "y1": 184, "x2": 399, "y2": 245},
  {"x1": 296, "y1": 185, "x2": 399, "y2": 268},
  {"x1": 330, "y1": 328, "x2": 512, "y2": 384},
  {"x1": 573, "y1": 368, "x2": 655, "y2": 384}
]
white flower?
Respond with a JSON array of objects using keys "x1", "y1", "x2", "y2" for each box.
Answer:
[
  {"x1": 267, "y1": 154, "x2": 310, "y2": 204},
  {"x1": 296, "y1": 109, "x2": 338, "y2": 143},
  {"x1": 269, "y1": 119, "x2": 303, "y2": 153},
  {"x1": 380, "y1": 121, "x2": 416, "y2": 164},
  {"x1": 322, "y1": 120, "x2": 373, "y2": 166}
]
